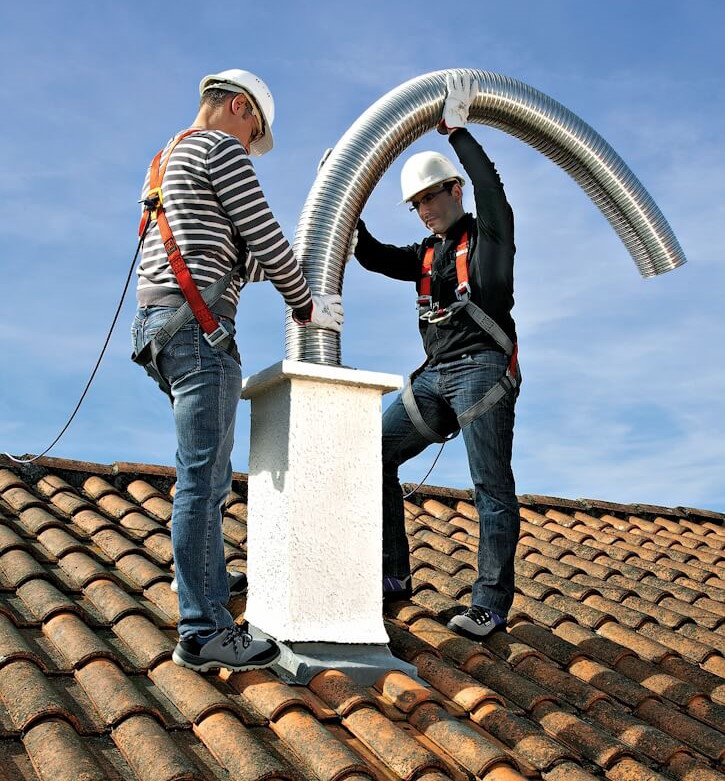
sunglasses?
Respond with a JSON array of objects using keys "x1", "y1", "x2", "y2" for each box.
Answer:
[{"x1": 409, "y1": 181, "x2": 455, "y2": 212}]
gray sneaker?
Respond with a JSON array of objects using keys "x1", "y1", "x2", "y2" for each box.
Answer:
[
  {"x1": 170, "y1": 569, "x2": 248, "y2": 596},
  {"x1": 447, "y1": 606, "x2": 506, "y2": 639},
  {"x1": 172, "y1": 624, "x2": 279, "y2": 672}
]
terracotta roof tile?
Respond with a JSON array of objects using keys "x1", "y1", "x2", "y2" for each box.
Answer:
[
  {"x1": 125, "y1": 479, "x2": 165, "y2": 504},
  {"x1": 510, "y1": 594, "x2": 568, "y2": 629},
  {"x1": 47, "y1": 490, "x2": 93, "y2": 517},
  {"x1": 413, "y1": 567, "x2": 472, "y2": 600},
  {"x1": 0, "y1": 468, "x2": 26, "y2": 492},
  {"x1": 75, "y1": 658, "x2": 161, "y2": 726},
  {"x1": 471, "y1": 702, "x2": 573, "y2": 770},
  {"x1": 141, "y1": 495, "x2": 174, "y2": 522},
  {"x1": 81, "y1": 475, "x2": 116, "y2": 500},
  {"x1": 542, "y1": 594, "x2": 610, "y2": 630},
  {"x1": 115, "y1": 551, "x2": 167, "y2": 587},
  {"x1": 119, "y1": 510, "x2": 165, "y2": 537},
  {"x1": 634, "y1": 698, "x2": 725, "y2": 761},
  {"x1": 611, "y1": 655, "x2": 700, "y2": 707},
  {"x1": 553, "y1": 621, "x2": 636, "y2": 668},
  {"x1": 606, "y1": 757, "x2": 672, "y2": 781},
  {"x1": 16, "y1": 506, "x2": 62, "y2": 535},
  {"x1": 542, "y1": 761, "x2": 600, "y2": 781},
  {"x1": 272, "y1": 707, "x2": 373, "y2": 781},
  {"x1": 463, "y1": 655, "x2": 556, "y2": 712},
  {"x1": 22, "y1": 718, "x2": 107, "y2": 781},
  {"x1": 112, "y1": 713, "x2": 204, "y2": 780},
  {"x1": 0, "y1": 548, "x2": 49, "y2": 588},
  {"x1": 16, "y1": 578, "x2": 87, "y2": 623},
  {"x1": 199, "y1": 709, "x2": 298, "y2": 780},
  {"x1": 637, "y1": 623, "x2": 716, "y2": 664},
  {"x1": 342, "y1": 706, "x2": 448, "y2": 781},
  {"x1": 310, "y1": 670, "x2": 381, "y2": 717},
  {"x1": 686, "y1": 694, "x2": 725, "y2": 733},
  {"x1": 407, "y1": 700, "x2": 513, "y2": 776},
  {"x1": 514, "y1": 655, "x2": 609, "y2": 711},
  {"x1": 36, "y1": 527, "x2": 85, "y2": 558},
  {"x1": 70, "y1": 508, "x2": 114, "y2": 535},
  {"x1": 667, "y1": 752, "x2": 725, "y2": 781},
  {"x1": 522, "y1": 552, "x2": 582, "y2": 579},
  {"x1": 0, "y1": 659, "x2": 79, "y2": 732},
  {"x1": 567, "y1": 657, "x2": 654, "y2": 709},
  {"x1": 658, "y1": 656, "x2": 725, "y2": 704},
  {"x1": 57, "y1": 550, "x2": 112, "y2": 587},
  {"x1": 414, "y1": 652, "x2": 504, "y2": 711},
  {"x1": 586, "y1": 698, "x2": 687, "y2": 764},
  {"x1": 113, "y1": 614, "x2": 174, "y2": 668},
  {"x1": 660, "y1": 597, "x2": 723, "y2": 629},
  {"x1": 531, "y1": 700, "x2": 635, "y2": 767},
  {"x1": 596, "y1": 623, "x2": 676, "y2": 664},
  {"x1": 408, "y1": 617, "x2": 494, "y2": 667},
  {"x1": 91, "y1": 528, "x2": 140, "y2": 561},
  {"x1": 43, "y1": 612, "x2": 124, "y2": 670},
  {"x1": 2, "y1": 486, "x2": 44, "y2": 513},
  {"x1": 582, "y1": 595, "x2": 653, "y2": 630},
  {"x1": 83, "y1": 577, "x2": 143, "y2": 622}
]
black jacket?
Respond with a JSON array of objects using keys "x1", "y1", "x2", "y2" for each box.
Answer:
[{"x1": 355, "y1": 129, "x2": 516, "y2": 365}]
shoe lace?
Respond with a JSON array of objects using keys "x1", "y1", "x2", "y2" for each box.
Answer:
[
  {"x1": 221, "y1": 623, "x2": 252, "y2": 651},
  {"x1": 467, "y1": 606, "x2": 492, "y2": 625}
]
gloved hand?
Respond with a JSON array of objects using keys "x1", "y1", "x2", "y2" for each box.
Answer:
[
  {"x1": 438, "y1": 72, "x2": 475, "y2": 134},
  {"x1": 308, "y1": 294, "x2": 344, "y2": 332}
]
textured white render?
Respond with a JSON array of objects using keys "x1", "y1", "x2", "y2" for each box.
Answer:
[{"x1": 242, "y1": 361, "x2": 403, "y2": 643}]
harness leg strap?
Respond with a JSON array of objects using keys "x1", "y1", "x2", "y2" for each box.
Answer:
[
  {"x1": 456, "y1": 373, "x2": 517, "y2": 429},
  {"x1": 401, "y1": 382, "x2": 455, "y2": 444}
]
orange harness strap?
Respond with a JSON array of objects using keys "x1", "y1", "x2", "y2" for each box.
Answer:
[{"x1": 139, "y1": 130, "x2": 226, "y2": 342}]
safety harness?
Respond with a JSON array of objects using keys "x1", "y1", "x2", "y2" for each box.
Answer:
[
  {"x1": 402, "y1": 231, "x2": 520, "y2": 442},
  {"x1": 132, "y1": 129, "x2": 244, "y2": 395}
]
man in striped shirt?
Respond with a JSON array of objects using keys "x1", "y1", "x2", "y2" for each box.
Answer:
[{"x1": 132, "y1": 69, "x2": 343, "y2": 672}]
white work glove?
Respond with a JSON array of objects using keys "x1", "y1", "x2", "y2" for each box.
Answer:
[
  {"x1": 438, "y1": 72, "x2": 475, "y2": 134},
  {"x1": 307, "y1": 294, "x2": 344, "y2": 333}
]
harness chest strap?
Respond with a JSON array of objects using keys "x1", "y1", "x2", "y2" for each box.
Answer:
[{"x1": 139, "y1": 129, "x2": 228, "y2": 345}]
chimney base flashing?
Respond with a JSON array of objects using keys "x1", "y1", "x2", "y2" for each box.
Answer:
[{"x1": 266, "y1": 637, "x2": 423, "y2": 686}]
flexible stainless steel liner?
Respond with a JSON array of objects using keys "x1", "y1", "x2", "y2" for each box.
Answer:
[{"x1": 285, "y1": 68, "x2": 686, "y2": 365}]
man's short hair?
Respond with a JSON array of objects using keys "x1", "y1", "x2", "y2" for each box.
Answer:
[{"x1": 200, "y1": 87, "x2": 235, "y2": 109}]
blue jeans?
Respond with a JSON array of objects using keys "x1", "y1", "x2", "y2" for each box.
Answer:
[
  {"x1": 382, "y1": 350, "x2": 519, "y2": 617},
  {"x1": 132, "y1": 306, "x2": 242, "y2": 638}
]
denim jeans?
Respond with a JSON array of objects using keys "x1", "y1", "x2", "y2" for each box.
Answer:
[
  {"x1": 132, "y1": 306, "x2": 242, "y2": 638},
  {"x1": 382, "y1": 350, "x2": 519, "y2": 617}
]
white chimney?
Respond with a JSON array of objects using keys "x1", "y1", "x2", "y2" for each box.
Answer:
[{"x1": 242, "y1": 360, "x2": 418, "y2": 683}]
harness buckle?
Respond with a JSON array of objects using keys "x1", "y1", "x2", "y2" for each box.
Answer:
[
  {"x1": 204, "y1": 323, "x2": 230, "y2": 348},
  {"x1": 416, "y1": 294, "x2": 432, "y2": 313},
  {"x1": 141, "y1": 187, "x2": 164, "y2": 219},
  {"x1": 426, "y1": 307, "x2": 454, "y2": 324},
  {"x1": 455, "y1": 281, "x2": 471, "y2": 301}
]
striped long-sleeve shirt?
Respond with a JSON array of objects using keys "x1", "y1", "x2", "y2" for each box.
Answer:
[{"x1": 136, "y1": 129, "x2": 311, "y2": 319}]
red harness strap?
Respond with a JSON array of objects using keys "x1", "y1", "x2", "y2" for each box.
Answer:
[
  {"x1": 418, "y1": 232, "x2": 470, "y2": 304},
  {"x1": 139, "y1": 129, "x2": 225, "y2": 340}
]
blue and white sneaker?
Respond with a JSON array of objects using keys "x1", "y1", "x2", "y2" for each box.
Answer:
[
  {"x1": 447, "y1": 606, "x2": 506, "y2": 639},
  {"x1": 383, "y1": 574, "x2": 412, "y2": 602}
]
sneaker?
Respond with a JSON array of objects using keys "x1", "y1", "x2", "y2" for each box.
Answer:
[
  {"x1": 446, "y1": 606, "x2": 506, "y2": 639},
  {"x1": 170, "y1": 569, "x2": 248, "y2": 596},
  {"x1": 383, "y1": 574, "x2": 412, "y2": 602},
  {"x1": 172, "y1": 623, "x2": 280, "y2": 672}
]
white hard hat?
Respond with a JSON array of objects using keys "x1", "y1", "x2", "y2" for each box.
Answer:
[
  {"x1": 199, "y1": 69, "x2": 275, "y2": 156},
  {"x1": 400, "y1": 151, "x2": 465, "y2": 204}
]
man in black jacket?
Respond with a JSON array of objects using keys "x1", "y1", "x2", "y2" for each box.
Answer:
[{"x1": 354, "y1": 73, "x2": 520, "y2": 639}]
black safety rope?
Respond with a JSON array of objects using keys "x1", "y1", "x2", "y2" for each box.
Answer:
[{"x1": 402, "y1": 441, "x2": 446, "y2": 499}]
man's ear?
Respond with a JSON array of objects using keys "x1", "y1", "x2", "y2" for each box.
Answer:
[{"x1": 452, "y1": 182, "x2": 464, "y2": 203}]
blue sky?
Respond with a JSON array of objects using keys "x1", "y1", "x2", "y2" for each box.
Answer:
[{"x1": 1, "y1": 1, "x2": 723, "y2": 511}]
